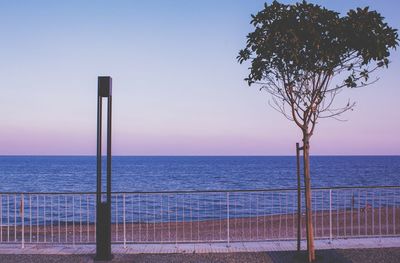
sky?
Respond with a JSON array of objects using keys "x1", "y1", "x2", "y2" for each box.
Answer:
[{"x1": 0, "y1": 0, "x2": 399, "y2": 156}]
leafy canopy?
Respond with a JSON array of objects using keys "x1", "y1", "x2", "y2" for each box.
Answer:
[
  {"x1": 238, "y1": 1, "x2": 398, "y2": 87},
  {"x1": 238, "y1": 0, "x2": 398, "y2": 133}
]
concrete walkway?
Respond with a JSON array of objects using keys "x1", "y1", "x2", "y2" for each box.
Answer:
[{"x1": 0, "y1": 237, "x2": 399, "y2": 254}]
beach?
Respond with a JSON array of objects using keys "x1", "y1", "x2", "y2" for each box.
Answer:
[{"x1": 1, "y1": 207, "x2": 399, "y2": 244}]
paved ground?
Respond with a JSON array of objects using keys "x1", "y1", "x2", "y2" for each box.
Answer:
[
  {"x1": 1, "y1": 237, "x2": 399, "y2": 254},
  {"x1": 1, "y1": 248, "x2": 400, "y2": 263}
]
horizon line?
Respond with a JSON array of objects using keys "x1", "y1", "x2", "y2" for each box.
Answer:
[{"x1": 1, "y1": 154, "x2": 399, "y2": 157}]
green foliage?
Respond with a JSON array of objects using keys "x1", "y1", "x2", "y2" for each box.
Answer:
[{"x1": 238, "y1": 0, "x2": 398, "y2": 88}]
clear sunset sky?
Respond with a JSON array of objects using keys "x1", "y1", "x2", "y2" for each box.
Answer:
[{"x1": 0, "y1": 0, "x2": 399, "y2": 156}]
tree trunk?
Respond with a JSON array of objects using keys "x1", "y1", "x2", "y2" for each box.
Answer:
[{"x1": 303, "y1": 132, "x2": 315, "y2": 262}]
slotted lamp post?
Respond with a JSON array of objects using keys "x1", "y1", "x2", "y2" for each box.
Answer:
[{"x1": 95, "y1": 76, "x2": 113, "y2": 260}]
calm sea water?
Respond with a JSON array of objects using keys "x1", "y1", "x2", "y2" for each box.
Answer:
[{"x1": 0, "y1": 156, "x2": 399, "y2": 192}]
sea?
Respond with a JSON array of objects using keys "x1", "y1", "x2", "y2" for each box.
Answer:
[
  {"x1": 0, "y1": 156, "x2": 399, "y2": 193},
  {"x1": 0, "y1": 156, "x2": 399, "y2": 224}
]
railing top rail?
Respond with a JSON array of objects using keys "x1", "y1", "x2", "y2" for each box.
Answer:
[{"x1": 0, "y1": 185, "x2": 399, "y2": 195}]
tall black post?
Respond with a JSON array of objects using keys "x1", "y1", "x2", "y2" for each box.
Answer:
[{"x1": 96, "y1": 76, "x2": 112, "y2": 261}]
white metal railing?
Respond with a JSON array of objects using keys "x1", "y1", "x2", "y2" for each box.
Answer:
[{"x1": 0, "y1": 186, "x2": 399, "y2": 247}]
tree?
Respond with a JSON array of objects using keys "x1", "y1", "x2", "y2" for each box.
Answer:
[{"x1": 237, "y1": 1, "x2": 398, "y2": 262}]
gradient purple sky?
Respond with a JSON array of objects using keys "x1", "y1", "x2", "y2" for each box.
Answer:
[{"x1": 0, "y1": 0, "x2": 399, "y2": 156}]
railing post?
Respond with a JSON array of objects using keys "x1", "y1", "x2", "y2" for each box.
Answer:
[
  {"x1": 226, "y1": 192, "x2": 230, "y2": 247},
  {"x1": 21, "y1": 194, "x2": 24, "y2": 249},
  {"x1": 296, "y1": 143, "x2": 301, "y2": 251},
  {"x1": 329, "y1": 189, "x2": 332, "y2": 244},
  {"x1": 123, "y1": 193, "x2": 126, "y2": 248}
]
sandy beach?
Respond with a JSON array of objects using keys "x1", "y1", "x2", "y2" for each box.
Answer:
[{"x1": 1, "y1": 207, "x2": 399, "y2": 244}]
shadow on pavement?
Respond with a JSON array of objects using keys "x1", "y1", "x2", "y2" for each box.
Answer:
[{"x1": 265, "y1": 250, "x2": 352, "y2": 263}]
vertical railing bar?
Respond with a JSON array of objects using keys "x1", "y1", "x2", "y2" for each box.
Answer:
[
  {"x1": 161, "y1": 194, "x2": 164, "y2": 243},
  {"x1": 321, "y1": 191, "x2": 324, "y2": 238},
  {"x1": 271, "y1": 191, "x2": 274, "y2": 240},
  {"x1": 343, "y1": 191, "x2": 346, "y2": 237},
  {"x1": 372, "y1": 191, "x2": 375, "y2": 236},
  {"x1": 215, "y1": 193, "x2": 222, "y2": 240},
  {"x1": 116, "y1": 194, "x2": 119, "y2": 241},
  {"x1": 240, "y1": 193, "x2": 244, "y2": 241},
  {"x1": 43, "y1": 195, "x2": 47, "y2": 243},
  {"x1": 29, "y1": 194, "x2": 31, "y2": 243},
  {"x1": 144, "y1": 194, "x2": 147, "y2": 242},
  {"x1": 234, "y1": 193, "x2": 237, "y2": 242},
  {"x1": 14, "y1": 194, "x2": 17, "y2": 243},
  {"x1": 227, "y1": 192, "x2": 230, "y2": 246},
  {"x1": 256, "y1": 193, "x2": 259, "y2": 240},
  {"x1": 212, "y1": 195, "x2": 215, "y2": 241},
  {"x1": 379, "y1": 191, "x2": 382, "y2": 238},
  {"x1": 318, "y1": 191, "x2": 320, "y2": 238},
  {"x1": 313, "y1": 191, "x2": 316, "y2": 239},
  {"x1": 209, "y1": 195, "x2": 212, "y2": 242},
  {"x1": 131, "y1": 195, "x2": 134, "y2": 243},
  {"x1": 153, "y1": 195, "x2": 156, "y2": 242},
  {"x1": 386, "y1": 191, "x2": 389, "y2": 235},
  {"x1": 139, "y1": 194, "x2": 141, "y2": 242},
  {"x1": 167, "y1": 194, "x2": 170, "y2": 242},
  {"x1": 285, "y1": 193, "x2": 288, "y2": 239},
  {"x1": 86, "y1": 195, "x2": 89, "y2": 243},
  {"x1": 264, "y1": 192, "x2": 267, "y2": 240},
  {"x1": 0, "y1": 194, "x2": 2, "y2": 243},
  {"x1": 292, "y1": 192, "x2": 295, "y2": 240},
  {"x1": 182, "y1": 194, "x2": 185, "y2": 242},
  {"x1": 188, "y1": 194, "x2": 191, "y2": 242},
  {"x1": 36, "y1": 195, "x2": 38, "y2": 243},
  {"x1": 146, "y1": 195, "x2": 149, "y2": 242},
  {"x1": 288, "y1": 193, "x2": 291, "y2": 239},
  {"x1": 351, "y1": 190, "x2": 353, "y2": 236},
  {"x1": 329, "y1": 189, "x2": 332, "y2": 243},
  {"x1": 123, "y1": 193, "x2": 126, "y2": 247},
  {"x1": 249, "y1": 193, "x2": 252, "y2": 240},
  {"x1": 209, "y1": 197, "x2": 215, "y2": 241},
  {"x1": 21, "y1": 194, "x2": 24, "y2": 248},
  {"x1": 364, "y1": 191, "x2": 367, "y2": 236},
  {"x1": 147, "y1": 194, "x2": 150, "y2": 242},
  {"x1": 72, "y1": 195, "x2": 75, "y2": 246},
  {"x1": 219, "y1": 193, "x2": 222, "y2": 241},
  {"x1": 58, "y1": 196, "x2": 60, "y2": 243},
  {"x1": 197, "y1": 194, "x2": 200, "y2": 242},
  {"x1": 7, "y1": 194, "x2": 10, "y2": 242},
  {"x1": 184, "y1": 194, "x2": 187, "y2": 242},
  {"x1": 397, "y1": 189, "x2": 399, "y2": 235},
  {"x1": 393, "y1": 190, "x2": 396, "y2": 235},
  {"x1": 278, "y1": 193, "x2": 281, "y2": 241},
  {"x1": 358, "y1": 190, "x2": 360, "y2": 236},
  {"x1": 94, "y1": 194, "x2": 96, "y2": 242},
  {"x1": 337, "y1": 191, "x2": 339, "y2": 237},
  {"x1": 314, "y1": 192, "x2": 317, "y2": 238},
  {"x1": 203, "y1": 195, "x2": 206, "y2": 242},
  {"x1": 65, "y1": 195, "x2": 68, "y2": 243},
  {"x1": 79, "y1": 195, "x2": 82, "y2": 243},
  {"x1": 175, "y1": 194, "x2": 178, "y2": 245},
  {"x1": 51, "y1": 196, "x2": 53, "y2": 243}
]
